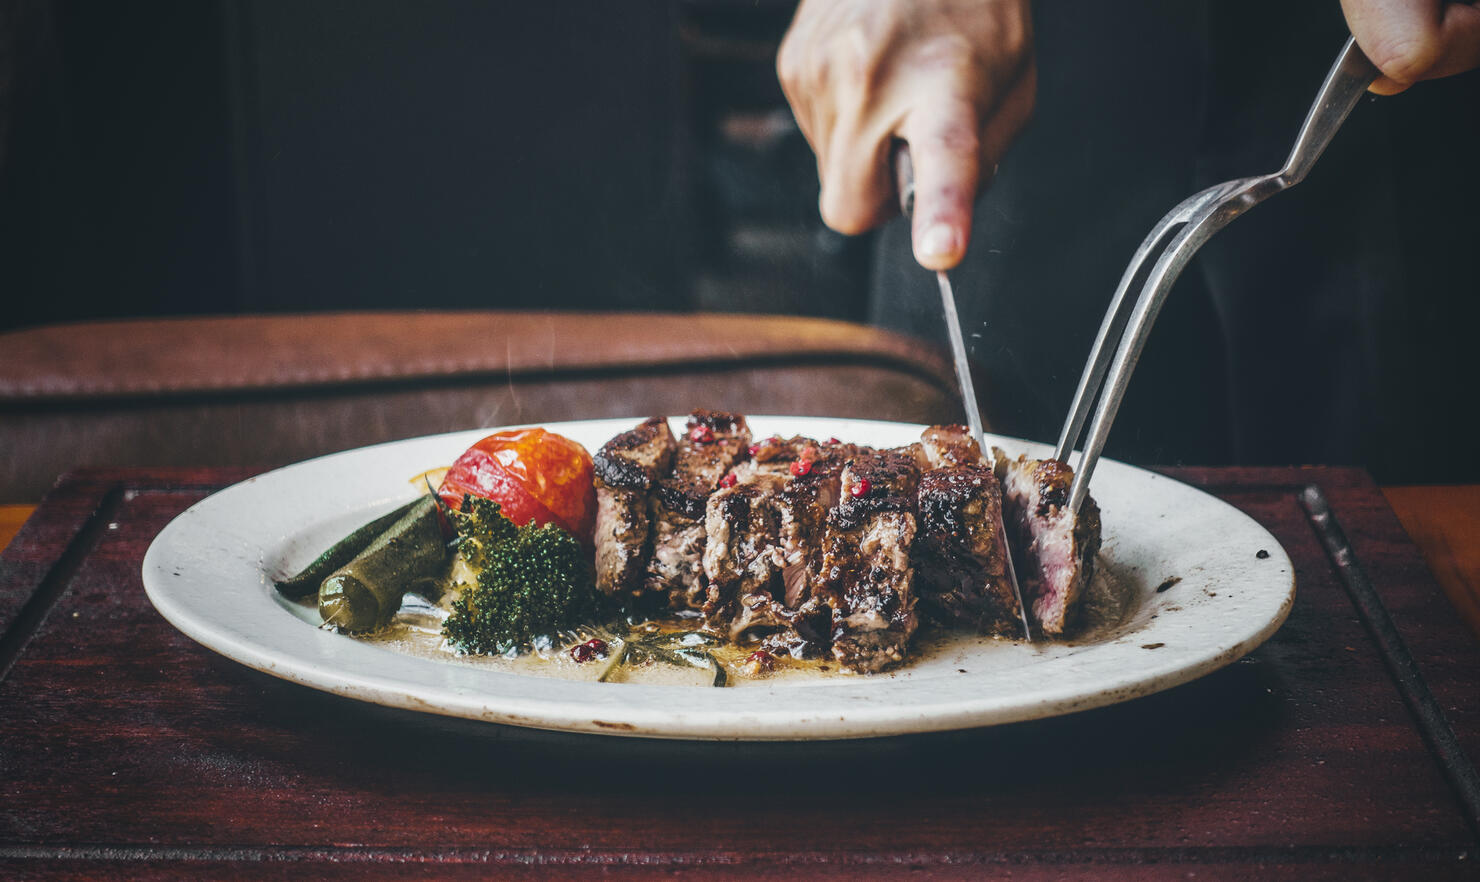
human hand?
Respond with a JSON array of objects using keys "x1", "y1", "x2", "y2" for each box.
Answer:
[
  {"x1": 777, "y1": 0, "x2": 1034, "y2": 270},
  {"x1": 1341, "y1": 0, "x2": 1480, "y2": 94}
]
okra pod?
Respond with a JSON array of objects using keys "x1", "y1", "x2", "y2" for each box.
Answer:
[
  {"x1": 318, "y1": 495, "x2": 448, "y2": 631},
  {"x1": 275, "y1": 498, "x2": 421, "y2": 598}
]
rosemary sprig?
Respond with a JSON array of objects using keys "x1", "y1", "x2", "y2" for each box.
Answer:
[
  {"x1": 590, "y1": 625, "x2": 728, "y2": 687},
  {"x1": 595, "y1": 640, "x2": 631, "y2": 683}
]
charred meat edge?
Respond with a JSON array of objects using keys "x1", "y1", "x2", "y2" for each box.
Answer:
[
  {"x1": 645, "y1": 411, "x2": 751, "y2": 608},
  {"x1": 913, "y1": 465, "x2": 1023, "y2": 636},
  {"x1": 820, "y1": 450, "x2": 920, "y2": 673},
  {"x1": 592, "y1": 417, "x2": 677, "y2": 596}
]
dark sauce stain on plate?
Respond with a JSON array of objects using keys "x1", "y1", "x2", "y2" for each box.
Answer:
[
  {"x1": 1155, "y1": 576, "x2": 1182, "y2": 593},
  {"x1": 590, "y1": 720, "x2": 637, "y2": 731}
]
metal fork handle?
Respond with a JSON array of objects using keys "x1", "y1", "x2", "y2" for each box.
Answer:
[
  {"x1": 1058, "y1": 36, "x2": 1377, "y2": 515},
  {"x1": 1282, "y1": 36, "x2": 1380, "y2": 184}
]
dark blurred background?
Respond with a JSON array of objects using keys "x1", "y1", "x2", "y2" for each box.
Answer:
[
  {"x1": 1, "y1": 0, "x2": 1476, "y2": 481},
  {"x1": 0, "y1": 0, "x2": 860, "y2": 327}
]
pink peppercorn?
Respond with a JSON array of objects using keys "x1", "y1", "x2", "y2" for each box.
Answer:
[{"x1": 745, "y1": 650, "x2": 775, "y2": 673}]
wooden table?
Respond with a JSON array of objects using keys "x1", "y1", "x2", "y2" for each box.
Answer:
[{"x1": 1, "y1": 467, "x2": 1478, "y2": 880}]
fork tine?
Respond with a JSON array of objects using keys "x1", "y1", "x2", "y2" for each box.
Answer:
[
  {"x1": 1060, "y1": 37, "x2": 1376, "y2": 514},
  {"x1": 1065, "y1": 186, "x2": 1261, "y2": 515},
  {"x1": 1052, "y1": 180, "x2": 1248, "y2": 463}
]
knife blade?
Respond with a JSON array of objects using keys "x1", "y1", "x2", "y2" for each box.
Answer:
[{"x1": 894, "y1": 144, "x2": 1034, "y2": 641}]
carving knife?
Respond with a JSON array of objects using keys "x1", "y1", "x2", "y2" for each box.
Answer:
[{"x1": 894, "y1": 145, "x2": 1034, "y2": 641}]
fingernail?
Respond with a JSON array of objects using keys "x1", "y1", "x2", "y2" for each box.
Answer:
[{"x1": 918, "y1": 223, "x2": 958, "y2": 259}]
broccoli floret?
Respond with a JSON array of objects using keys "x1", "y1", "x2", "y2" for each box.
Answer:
[{"x1": 443, "y1": 496, "x2": 596, "y2": 655}]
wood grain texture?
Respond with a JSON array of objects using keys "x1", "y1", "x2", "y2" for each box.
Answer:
[
  {"x1": 2, "y1": 855, "x2": 1478, "y2": 881},
  {"x1": 1383, "y1": 485, "x2": 1480, "y2": 641},
  {"x1": 0, "y1": 467, "x2": 1476, "y2": 879}
]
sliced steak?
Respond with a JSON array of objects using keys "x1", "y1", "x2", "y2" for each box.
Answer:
[
  {"x1": 732, "y1": 435, "x2": 871, "y2": 479},
  {"x1": 708, "y1": 439, "x2": 851, "y2": 658},
  {"x1": 819, "y1": 450, "x2": 921, "y2": 673},
  {"x1": 913, "y1": 426, "x2": 1023, "y2": 636},
  {"x1": 645, "y1": 410, "x2": 750, "y2": 609},
  {"x1": 707, "y1": 472, "x2": 829, "y2": 658},
  {"x1": 731, "y1": 434, "x2": 816, "y2": 482},
  {"x1": 919, "y1": 424, "x2": 982, "y2": 468},
  {"x1": 741, "y1": 435, "x2": 871, "y2": 605},
  {"x1": 992, "y1": 450, "x2": 1102, "y2": 636},
  {"x1": 703, "y1": 473, "x2": 788, "y2": 613},
  {"x1": 914, "y1": 465, "x2": 1023, "y2": 635},
  {"x1": 592, "y1": 417, "x2": 676, "y2": 596}
]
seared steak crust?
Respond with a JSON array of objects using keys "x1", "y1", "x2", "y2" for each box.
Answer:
[
  {"x1": 653, "y1": 411, "x2": 751, "y2": 520},
  {"x1": 707, "y1": 442, "x2": 853, "y2": 659},
  {"x1": 706, "y1": 472, "x2": 830, "y2": 657},
  {"x1": 703, "y1": 474, "x2": 788, "y2": 610},
  {"x1": 828, "y1": 450, "x2": 920, "y2": 531},
  {"x1": 919, "y1": 424, "x2": 982, "y2": 468},
  {"x1": 913, "y1": 465, "x2": 1023, "y2": 635},
  {"x1": 593, "y1": 417, "x2": 676, "y2": 595},
  {"x1": 593, "y1": 417, "x2": 676, "y2": 490},
  {"x1": 646, "y1": 411, "x2": 750, "y2": 608},
  {"x1": 993, "y1": 451, "x2": 1102, "y2": 635},
  {"x1": 820, "y1": 451, "x2": 921, "y2": 673}
]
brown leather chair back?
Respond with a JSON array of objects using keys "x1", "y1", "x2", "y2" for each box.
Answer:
[{"x1": 0, "y1": 312, "x2": 962, "y2": 501}]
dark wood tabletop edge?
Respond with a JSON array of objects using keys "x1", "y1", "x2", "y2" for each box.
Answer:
[
  {"x1": 0, "y1": 843, "x2": 1474, "y2": 869},
  {"x1": 1159, "y1": 465, "x2": 1480, "y2": 841},
  {"x1": 1299, "y1": 482, "x2": 1480, "y2": 840},
  {"x1": 0, "y1": 478, "x2": 124, "y2": 684},
  {"x1": 0, "y1": 468, "x2": 260, "y2": 684}
]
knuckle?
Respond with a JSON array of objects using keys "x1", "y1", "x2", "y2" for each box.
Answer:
[
  {"x1": 909, "y1": 35, "x2": 977, "y2": 78},
  {"x1": 919, "y1": 120, "x2": 982, "y2": 159},
  {"x1": 777, "y1": 25, "x2": 883, "y2": 94},
  {"x1": 1000, "y1": 7, "x2": 1031, "y2": 55},
  {"x1": 829, "y1": 26, "x2": 882, "y2": 92},
  {"x1": 776, "y1": 42, "x2": 799, "y2": 87},
  {"x1": 925, "y1": 183, "x2": 976, "y2": 210},
  {"x1": 818, "y1": 191, "x2": 875, "y2": 236},
  {"x1": 776, "y1": 31, "x2": 814, "y2": 88}
]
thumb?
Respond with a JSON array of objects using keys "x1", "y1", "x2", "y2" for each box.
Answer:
[
  {"x1": 902, "y1": 99, "x2": 982, "y2": 271},
  {"x1": 1342, "y1": 0, "x2": 1444, "y2": 93}
]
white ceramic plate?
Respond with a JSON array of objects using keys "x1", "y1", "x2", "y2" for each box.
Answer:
[{"x1": 142, "y1": 417, "x2": 1294, "y2": 741}]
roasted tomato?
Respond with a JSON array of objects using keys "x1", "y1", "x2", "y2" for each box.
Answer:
[{"x1": 437, "y1": 428, "x2": 596, "y2": 544}]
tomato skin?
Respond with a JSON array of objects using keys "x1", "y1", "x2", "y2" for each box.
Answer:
[{"x1": 437, "y1": 429, "x2": 596, "y2": 544}]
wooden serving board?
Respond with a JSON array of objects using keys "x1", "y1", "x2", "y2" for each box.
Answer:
[{"x1": 0, "y1": 467, "x2": 1477, "y2": 880}]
